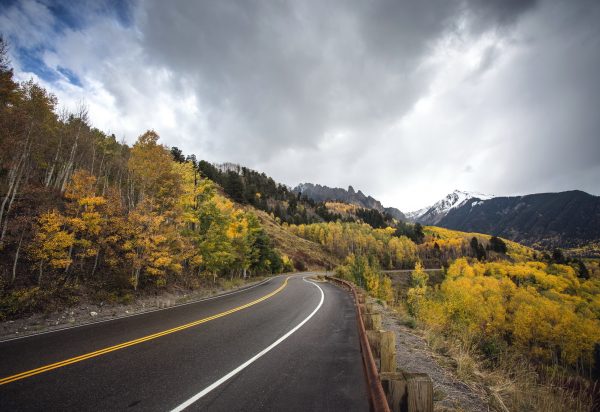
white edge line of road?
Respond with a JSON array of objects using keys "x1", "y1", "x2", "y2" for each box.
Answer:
[
  {"x1": 170, "y1": 276, "x2": 325, "y2": 412},
  {"x1": 0, "y1": 277, "x2": 278, "y2": 344}
]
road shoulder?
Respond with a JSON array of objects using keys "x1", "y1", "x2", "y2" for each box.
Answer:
[{"x1": 0, "y1": 277, "x2": 272, "y2": 342}]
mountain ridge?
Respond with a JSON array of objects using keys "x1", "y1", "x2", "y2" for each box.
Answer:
[
  {"x1": 293, "y1": 183, "x2": 406, "y2": 221},
  {"x1": 413, "y1": 189, "x2": 600, "y2": 249}
]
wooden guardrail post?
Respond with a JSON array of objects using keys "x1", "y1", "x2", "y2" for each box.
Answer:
[
  {"x1": 366, "y1": 330, "x2": 382, "y2": 357},
  {"x1": 405, "y1": 373, "x2": 433, "y2": 412},
  {"x1": 358, "y1": 293, "x2": 366, "y2": 304},
  {"x1": 380, "y1": 372, "x2": 406, "y2": 412},
  {"x1": 380, "y1": 331, "x2": 396, "y2": 373},
  {"x1": 366, "y1": 312, "x2": 382, "y2": 330},
  {"x1": 381, "y1": 371, "x2": 433, "y2": 412}
]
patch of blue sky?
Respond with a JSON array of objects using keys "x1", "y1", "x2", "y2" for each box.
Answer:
[
  {"x1": 56, "y1": 65, "x2": 82, "y2": 87},
  {"x1": 17, "y1": 48, "x2": 83, "y2": 87},
  {"x1": 16, "y1": 46, "x2": 60, "y2": 83},
  {"x1": 46, "y1": 0, "x2": 135, "y2": 31},
  {"x1": 45, "y1": 1, "x2": 87, "y2": 32}
]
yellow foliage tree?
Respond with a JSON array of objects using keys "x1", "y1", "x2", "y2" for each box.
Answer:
[
  {"x1": 418, "y1": 258, "x2": 600, "y2": 370},
  {"x1": 30, "y1": 210, "x2": 74, "y2": 284}
]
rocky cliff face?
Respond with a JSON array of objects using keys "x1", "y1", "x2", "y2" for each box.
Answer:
[{"x1": 293, "y1": 183, "x2": 406, "y2": 220}]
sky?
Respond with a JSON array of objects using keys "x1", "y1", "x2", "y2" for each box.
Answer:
[{"x1": 1, "y1": 0, "x2": 599, "y2": 211}]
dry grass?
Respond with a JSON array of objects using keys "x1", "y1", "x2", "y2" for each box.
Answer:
[
  {"x1": 418, "y1": 324, "x2": 599, "y2": 412},
  {"x1": 250, "y1": 208, "x2": 338, "y2": 270}
]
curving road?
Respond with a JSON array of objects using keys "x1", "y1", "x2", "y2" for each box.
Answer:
[{"x1": 0, "y1": 275, "x2": 369, "y2": 411}]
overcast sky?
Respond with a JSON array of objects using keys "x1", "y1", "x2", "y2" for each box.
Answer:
[{"x1": 1, "y1": 0, "x2": 599, "y2": 211}]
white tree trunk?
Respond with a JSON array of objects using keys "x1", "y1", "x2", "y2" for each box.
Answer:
[{"x1": 11, "y1": 232, "x2": 24, "y2": 284}]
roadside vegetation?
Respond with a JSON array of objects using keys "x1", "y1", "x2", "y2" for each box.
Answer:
[
  {"x1": 289, "y1": 222, "x2": 419, "y2": 269},
  {"x1": 328, "y1": 222, "x2": 600, "y2": 410},
  {"x1": 335, "y1": 254, "x2": 394, "y2": 304},
  {"x1": 347, "y1": 255, "x2": 600, "y2": 411},
  {"x1": 415, "y1": 258, "x2": 600, "y2": 410}
]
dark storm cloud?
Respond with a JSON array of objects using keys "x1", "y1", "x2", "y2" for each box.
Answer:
[
  {"x1": 467, "y1": 0, "x2": 538, "y2": 27},
  {"x1": 3, "y1": 0, "x2": 599, "y2": 210},
  {"x1": 136, "y1": 0, "x2": 538, "y2": 161}
]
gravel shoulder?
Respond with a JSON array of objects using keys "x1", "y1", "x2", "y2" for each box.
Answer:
[
  {"x1": 0, "y1": 277, "x2": 268, "y2": 342},
  {"x1": 374, "y1": 300, "x2": 490, "y2": 412}
]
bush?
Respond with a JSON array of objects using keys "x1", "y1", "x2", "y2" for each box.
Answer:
[
  {"x1": 281, "y1": 255, "x2": 294, "y2": 272},
  {"x1": 294, "y1": 259, "x2": 307, "y2": 272},
  {"x1": 0, "y1": 285, "x2": 80, "y2": 320},
  {"x1": 378, "y1": 276, "x2": 394, "y2": 304}
]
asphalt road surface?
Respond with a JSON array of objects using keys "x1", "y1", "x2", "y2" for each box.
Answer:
[{"x1": 0, "y1": 274, "x2": 369, "y2": 411}]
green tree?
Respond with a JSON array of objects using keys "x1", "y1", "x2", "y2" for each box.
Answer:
[
  {"x1": 224, "y1": 171, "x2": 245, "y2": 203},
  {"x1": 488, "y1": 235, "x2": 507, "y2": 254}
]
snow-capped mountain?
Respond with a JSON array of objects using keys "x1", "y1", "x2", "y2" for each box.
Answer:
[
  {"x1": 408, "y1": 190, "x2": 494, "y2": 225},
  {"x1": 405, "y1": 207, "x2": 429, "y2": 221}
]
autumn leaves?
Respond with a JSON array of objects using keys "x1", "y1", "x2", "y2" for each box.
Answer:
[{"x1": 28, "y1": 132, "x2": 287, "y2": 291}]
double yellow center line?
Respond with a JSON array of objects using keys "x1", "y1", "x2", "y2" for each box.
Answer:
[{"x1": 0, "y1": 277, "x2": 289, "y2": 386}]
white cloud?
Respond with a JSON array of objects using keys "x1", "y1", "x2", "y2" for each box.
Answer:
[{"x1": 3, "y1": 0, "x2": 599, "y2": 213}]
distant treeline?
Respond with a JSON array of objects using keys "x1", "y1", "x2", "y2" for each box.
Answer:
[{"x1": 192, "y1": 158, "x2": 409, "y2": 230}]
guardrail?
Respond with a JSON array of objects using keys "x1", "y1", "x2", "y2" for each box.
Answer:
[
  {"x1": 328, "y1": 276, "x2": 390, "y2": 412},
  {"x1": 328, "y1": 276, "x2": 433, "y2": 412}
]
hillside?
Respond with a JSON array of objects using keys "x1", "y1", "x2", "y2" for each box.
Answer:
[
  {"x1": 294, "y1": 183, "x2": 406, "y2": 221},
  {"x1": 196, "y1": 162, "x2": 398, "y2": 228},
  {"x1": 0, "y1": 50, "x2": 308, "y2": 320},
  {"x1": 437, "y1": 190, "x2": 600, "y2": 249},
  {"x1": 247, "y1": 208, "x2": 337, "y2": 270},
  {"x1": 422, "y1": 225, "x2": 535, "y2": 263}
]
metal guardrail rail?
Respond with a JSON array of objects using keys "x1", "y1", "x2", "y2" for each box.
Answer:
[{"x1": 328, "y1": 276, "x2": 390, "y2": 412}]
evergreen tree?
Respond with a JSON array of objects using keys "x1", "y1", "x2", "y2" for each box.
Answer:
[
  {"x1": 488, "y1": 235, "x2": 507, "y2": 254},
  {"x1": 412, "y1": 223, "x2": 425, "y2": 244},
  {"x1": 552, "y1": 248, "x2": 566, "y2": 264},
  {"x1": 170, "y1": 146, "x2": 185, "y2": 163},
  {"x1": 470, "y1": 237, "x2": 486, "y2": 261},
  {"x1": 576, "y1": 259, "x2": 590, "y2": 280},
  {"x1": 224, "y1": 171, "x2": 245, "y2": 203}
]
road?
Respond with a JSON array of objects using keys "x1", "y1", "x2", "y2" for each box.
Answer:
[{"x1": 0, "y1": 275, "x2": 369, "y2": 411}]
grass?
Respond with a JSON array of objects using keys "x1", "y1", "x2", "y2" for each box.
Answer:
[
  {"x1": 0, "y1": 284, "x2": 81, "y2": 321},
  {"x1": 416, "y1": 320, "x2": 599, "y2": 412},
  {"x1": 251, "y1": 208, "x2": 338, "y2": 270}
]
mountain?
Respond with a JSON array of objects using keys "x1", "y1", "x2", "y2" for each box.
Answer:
[
  {"x1": 408, "y1": 190, "x2": 494, "y2": 225},
  {"x1": 293, "y1": 183, "x2": 406, "y2": 221},
  {"x1": 435, "y1": 190, "x2": 600, "y2": 248}
]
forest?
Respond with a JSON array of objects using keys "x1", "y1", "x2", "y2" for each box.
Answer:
[
  {"x1": 411, "y1": 258, "x2": 600, "y2": 370},
  {"x1": 0, "y1": 39, "x2": 288, "y2": 319},
  {"x1": 285, "y1": 221, "x2": 559, "y2": 271}
]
